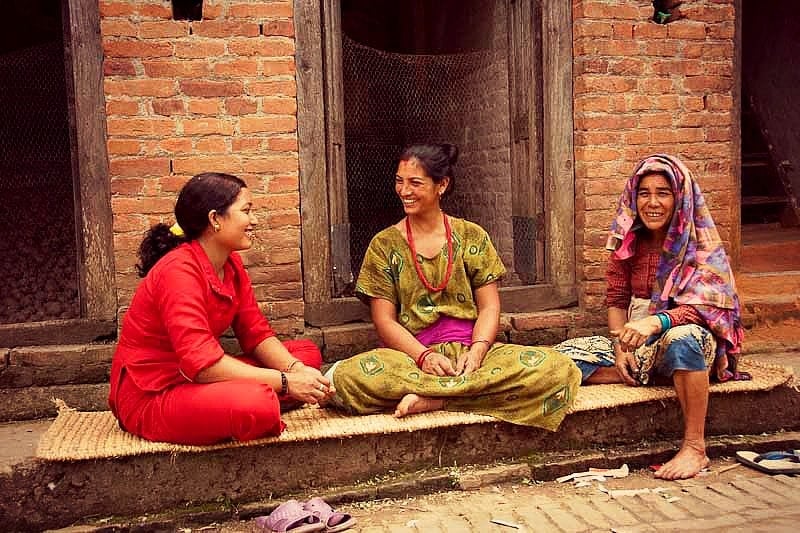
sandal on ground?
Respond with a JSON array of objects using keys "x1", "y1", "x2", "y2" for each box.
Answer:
[
  {"x1": 303, "y1": 497, "x2": 357, "y2": 532},
  {"x1": 736, "y1": 450, "x2": 800, "y2": 475},
  {"x1": 254, "y1": 499, "x2": 325, "y2": 532}
]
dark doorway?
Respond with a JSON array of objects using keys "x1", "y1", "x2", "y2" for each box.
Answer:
[{"x1": 0, "y1": 1, "x2": 78, "y2": 324}]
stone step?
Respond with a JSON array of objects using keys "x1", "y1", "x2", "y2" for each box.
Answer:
[
  {"x1": 1, "y1": 376, "x2": 797, "y2": 531},
  {"x1": 738, "y1": 271, "x2": 800, "y2": 299},
  {"x1": 0, "y1": 343, "x2": 113, "y2": 422},
  {"x1": 741, "y1": 225, "x2": 800, "y2": 273}
]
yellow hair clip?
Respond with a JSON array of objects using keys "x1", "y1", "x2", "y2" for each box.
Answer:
[{"x1": 169, "y1": 223, "x2": 184, "y2": 237}]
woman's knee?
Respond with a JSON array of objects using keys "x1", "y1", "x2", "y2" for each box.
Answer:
[
  {"x1": 659, "y1": 327, "x2": 709, "y2": 374},
  {"x1": 227, "y1": 382, "x2": 283, "y2": 441},
  {"x1": 283, "y1": 339, "x2": 322, "y2": 369}
]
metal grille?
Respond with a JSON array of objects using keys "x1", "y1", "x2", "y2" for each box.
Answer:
[
  {"x1": 0, "y1": 41, "x2": 79, "y2": 324},
  {"x1": 342, "y1": 30, "x2": 536, "y2": 292}
]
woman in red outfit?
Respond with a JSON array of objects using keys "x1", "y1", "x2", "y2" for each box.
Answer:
[
  {"x1": 555, "y1": 154, "x2": 746, "y2": 481},
  {"x1": 109, "y1": 172, "x2": 334, "y2": 445}
]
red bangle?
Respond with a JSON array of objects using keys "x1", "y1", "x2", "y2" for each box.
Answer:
[{"x1": 416, "y1": 348, "x2": 434, "y2": 368}]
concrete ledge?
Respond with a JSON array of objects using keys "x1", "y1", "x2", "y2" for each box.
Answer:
[{"x1": 2, "y1": 384, "x2": 798, "y2": 531}]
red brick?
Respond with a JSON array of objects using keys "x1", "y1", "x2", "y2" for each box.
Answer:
[
  {"x1": 226, "y1": 97, "x2": 258, "y2": 115},
  {"x1": 180, "y1": 80, "x2": 244, "y2": 97},
  {"x1": 683, "y1": 76, "x2": 732, "y2": 93},
  {"x1": 233, "y1": 138, "x2": 264, "y2": 152},
  {"x1": 239, "y1": 116, "x2": 296, "y2": 134},
  {"x1": 574, "y1": 95, "x2": 611, "y2": 113},
  {"x1": 142, "y1": 60, "x2": 210, "y2": 78},
  {"x1": 99, "y1": 1, "x2": 135, "y2": 17},
  {"x1": 575, "y1": 147, "x2": 622, "y2": 162},
  {"x1": 172, "y1": 156, "x2": 243, "y2": 175},
  {"x1": 575, "y1": 130, "x2": 621, "y2": 145},
  {"x1": 253, "y1": 193, "x2": 299, "y2": 211},
  {"x1": 196, "y1": 137, "x2": 228, "y2": 153},
  {"x1": 101, "y1": 20, "x2": 138, "y2": 37},
  {"x1": 574, "y1": 75, "x2": 636, "y2": 94},
  {"x1": 266, "y1": 137, "x2": 298, "y2": 152},
  {"x1": 106, "y1": 99, "x2": 140, "y2": 116},
  {"x1": 575, "y1": 58, "x2": 609, "y2": 75},
  {"x1": 583, "y1": 178, "x2": 624, "y2": 196},
  {"x1": 199, "y1": 2, "x2": 223, "y2": 18},
  {"x1": 705, "y1": 94, "x2": 732, "y2": 111},
  {"x1": 579, "y1": 2, "x2": 642, "y2": 20},
  {"x1": 263, "y1": 20, "x2": 295, "y2": 37},
  {"x1": 137, "y1": 3, "x2": 172, "y2": 19},
  {"x1": 681, "y1": 96, "x2": 706, "y2": 112},
  {"x1": 186, "y1": 98, "x2": 222, "y2": 115},
  {"x1": 112, "y1": 196, "x2": 175, "y2": 215},
  {"x1": 192, "y1": 21, "x2": 260, "y2": 38},
  {"x1": 641, "y1": 40, "x2": 681, "y2": 57},
  {"x1": 107, "y1": 118, "x2": 175, "y2": 136},
  {"x1": 104, "y1": 40, "x2": 173, "y2": 58},
  {"x1": 228, "y1": 3, "x2": 293, "y2": 18},
  {"x1": 608, "y1": 58, "x2": 644, "y2": 75},
  {"x1": 683, "y1": 4, "x2": 734, "y2": 23},
  {"x1": 683, "y1": 42, "x2": 704, "y2": 59},
  {"x1": 174, "y1": 41, "x2": 226, "y2": 58},
  {"x1": 612, "y1": 22, "x2": 633, "y2": 39},
  {"x1": 584, "y1": 194, "x2": 618, "y2": 211},
  {"x1": 213, "y1": 59, "x2": 259, "y2": 77},
  {"x1": 707, "y1": 21, "x2": 735, "y2": 40},
  {"x1": 110, "y1": 157, "x2": 170, "y2": 178},
  {"x1": 243, "y1": 156, "x2": 298, "y2": 173},
  {"x1": 104, "y1": 59, "x2": 137, "y2": 76},
  {"x1": 633, "y1": 22, "x2": 667, "y2": 39},
  {"x1": 638, "y1": 113, "x2": 674, "y2": 128},
  {"x1": 158, "y1": 175, "x2": 190, "y2": 193},
  {"x1": 105, "y1": 79, "x2": 177, "y2": 97},
  {"x1": 266, "y1": 211, "x2": 301, "y2": 228},
  {"x1": 261, "y1": 96, "x2": 296, "y2": 114},
  {"x1": 261, "y1": 58, "x2": 295, "y2": 76},
  {"x1": 702, "y1": 42, "x2": 734, "y2": 59},
  {"x1": 139, "y1": 21, "x2": 189, "y2": 38},
  {"x1": 574, "y1": 115, "x2": 636, "y2": 130},
  {"x1": 107, "y1": 139, "x2": 141, "y2": 156},
  {"x1": 638, "y1": 77, "x2": 675, "y2": 94},
  {"x1": 652, "y1": 59, "x2": 704, "y2": 76},
  {"x1": 228, "y1": 37, "x2": 294, "y2": 56},
  {"x1": 266, "y1": 174, "x2": 299, "y2": 193},
  {"x1": 158, "y1": 137, "x2": 193, "y2": 154},
  {"x1": 667, "y1": 21, "x2": 708, "y2": 40},
  {"x1": 152, "y1": 98, "x2": 186, "y2": 116},
  {"x1": 112, "y1": 213, "x2": 149, "y2": 233},
  {"x1": 110, "y1": 177, "x2": 145, "y2": 195},
  {"x1": 182, "y1": 118, "x2": 235, "y2": 135}
]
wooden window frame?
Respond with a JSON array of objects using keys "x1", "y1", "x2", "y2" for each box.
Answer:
[
  {"x1": 0, "y1": 0, "x2": 116, "y2": 346},
  {"x1": 296, "y1": 0, "x2": 575, "y2": 327}
]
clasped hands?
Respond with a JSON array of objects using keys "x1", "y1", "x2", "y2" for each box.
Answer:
[
  {"x1": 284, "y1": 362, "x2": 335, "y2": 405},
  {"x1": 419, "y1": 345, "x2": 486, "y2": 376},
  {"x1": 610, "y1": 315, "x2": 661, "y2": 386}
]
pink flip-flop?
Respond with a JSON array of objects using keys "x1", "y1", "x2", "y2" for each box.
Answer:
[
  {"x1": 303, "y1": 497, "x2": 357, "y2": 532},
  {"x1": 254, "y1": 499, "x2": 325, "y2": 532}
]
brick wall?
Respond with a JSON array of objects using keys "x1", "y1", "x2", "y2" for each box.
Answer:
[
  {"x1": 572, "y1": 0, "x2": 737, "y2": 313},
  {"x1": 101, "y1": 0, "x2": 304, "y2": 335}
]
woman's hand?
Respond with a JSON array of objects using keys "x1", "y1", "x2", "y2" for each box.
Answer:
[
  {"x1": 285, "y1": 371, "x2": 335, "y2": 405},
  {"x1": 613, "y1": 342, "x2": 639, "y2": 386},
  {"x1": 611, "y1": 315, "x2": 661, "y2": 353},
  {"x1": 421, "y1": 352, "x2": 457, "y2": 376},
  {"x1": 456, "y1": 346, "x2": 486, "y2": 375}
]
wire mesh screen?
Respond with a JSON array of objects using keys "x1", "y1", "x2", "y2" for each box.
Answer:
[
  {"x1": 341, "y1": 3, "x2": 536, "y2": 295},
  {"x1": 0, "y1": 41, "x2": 79, "y2": 324}
]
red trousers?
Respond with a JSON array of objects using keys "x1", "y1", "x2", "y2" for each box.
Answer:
[{"x1": 114, "y1": 340, "x2": 322, "y2": 445}]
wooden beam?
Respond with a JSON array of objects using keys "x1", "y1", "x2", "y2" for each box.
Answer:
[{"x1": 62, "y1": 0, "x2": 116, "y2": 321}]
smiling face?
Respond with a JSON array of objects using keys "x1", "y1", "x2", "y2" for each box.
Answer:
[
  {"x1": 636, "y1": 172, "x2": 675, "y2": 237},
  {"x1": 214, "y1": 187, "x2": 257, "y2": 252},
  {"x1": 395, "y1": 157, "x2": 448, "y2": 217}
]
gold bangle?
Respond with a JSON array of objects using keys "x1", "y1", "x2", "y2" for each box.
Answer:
[
  {"x1": 471, "y1": 339, "x2": 492, "y2": 347},
  {"x1": 285, "y1": 359, "x2": 302, "y2": 372}
]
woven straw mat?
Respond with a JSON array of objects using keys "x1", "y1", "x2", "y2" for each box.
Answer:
[{"x1": 36, "y1": 359, "x2": 792, "y2": 461}]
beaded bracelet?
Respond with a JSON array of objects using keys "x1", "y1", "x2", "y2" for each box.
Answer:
[
  {"x1": 416, "y1": 348, "x2": 435, "y2": 368},
  {"x1": 279, "y1": 372, "x2": 289, "y2": 395},
  {"x1": 656, "y1": 312, "x2": 672, "y2": 333}
]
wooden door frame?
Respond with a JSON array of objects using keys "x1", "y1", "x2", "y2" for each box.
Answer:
[
  {"x1": 296, "y1": 0, "x2": 575, "y2": 327},
  {"x1": 0, "y1": 0, "x2": 115, "y2": 346}
]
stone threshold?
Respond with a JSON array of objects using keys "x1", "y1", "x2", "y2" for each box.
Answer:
[{"x1": 2, "y1": 382, "x2": 798, "y2": 531}]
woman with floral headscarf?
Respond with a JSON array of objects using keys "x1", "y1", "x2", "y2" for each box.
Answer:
[{"x1": 554, "y1": 154, "x2": 748, "y2": 480}]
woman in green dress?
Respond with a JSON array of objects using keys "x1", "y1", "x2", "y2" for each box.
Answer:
[{"x1": 326, "y1": 143, "x2": 581, "y2": 430}]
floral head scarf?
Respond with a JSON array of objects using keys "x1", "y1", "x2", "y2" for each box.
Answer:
[{"x1": 606, "y1": 154, "x2": 744, "y2": 379}]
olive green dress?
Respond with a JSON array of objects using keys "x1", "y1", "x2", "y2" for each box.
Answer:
[{"x1": 329, "y1": 217, "x2": 581, "y2": 430}]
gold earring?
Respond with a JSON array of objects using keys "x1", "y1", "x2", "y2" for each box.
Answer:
[{"x1": 214, "y1": 224, "x2": 220, "y2": 232}]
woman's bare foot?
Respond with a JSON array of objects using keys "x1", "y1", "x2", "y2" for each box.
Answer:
[
  {"x1": 654, "y1": 440, "x2": 710, "y2": 480},
  {"x1": 394, "y1": 394, "x2": 445, "y2": 418}
]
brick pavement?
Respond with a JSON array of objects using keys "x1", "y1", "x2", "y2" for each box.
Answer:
[{"x1": 318, "y1": 462, "x2": 800, "y2": 533}]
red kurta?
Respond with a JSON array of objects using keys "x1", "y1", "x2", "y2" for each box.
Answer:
[{"x1": 109, "y1": 241, "x2": 320, "y2": 445}]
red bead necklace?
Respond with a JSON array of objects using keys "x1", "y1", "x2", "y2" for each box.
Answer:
[{"x1": 405, "y1": 212, "x2": 454, "y2": 293}]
